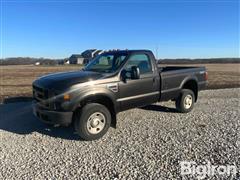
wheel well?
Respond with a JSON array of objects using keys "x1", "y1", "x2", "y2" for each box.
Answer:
[
  {"x1": 79, "y1": 95, "x2": 117, "y2": 128},
  {"x1": 182, "y1": 80, "x2": 198, "y2": 102}
]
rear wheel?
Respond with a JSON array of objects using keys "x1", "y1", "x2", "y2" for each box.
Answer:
[
  {"x1": 74, "y1": 103, "x2": 111, "y2": 141},
  {"x1": 175, "y1": 89, "x2": 195, "y2": 113}
]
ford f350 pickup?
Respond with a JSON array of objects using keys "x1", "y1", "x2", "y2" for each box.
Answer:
[{"x1": 33, "y1": 50, "x2": 207, "y2": 140}]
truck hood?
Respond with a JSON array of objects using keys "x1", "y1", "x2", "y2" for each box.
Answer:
[{"x1": 33, "y1": 70, "x2": 104, "y2": 91}]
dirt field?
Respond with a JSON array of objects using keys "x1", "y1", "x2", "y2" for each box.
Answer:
[
  {"x1": 0, "y1": 65, "x2": 82, "y2": 102},
  {"x1": 0, "y1": 64, "x2": 239, "y2": 102},
  {"x1": 163, "y1": 63, "x2": 240, "y2": 89}
]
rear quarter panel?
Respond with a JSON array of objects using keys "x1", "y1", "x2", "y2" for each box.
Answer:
[{"x1": 160, "y1": 67, "x2": 206, "y2": 101}]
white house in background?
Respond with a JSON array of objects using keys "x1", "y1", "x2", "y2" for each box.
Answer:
[{"x1": 35, "y1": 62, "x2": 40, "y2": 66}]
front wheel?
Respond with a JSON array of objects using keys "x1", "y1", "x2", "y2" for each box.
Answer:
[
  {"x1": 74, "y1": 103, "x2": 111, "y2": 141},
  {"x1": 175, "y1": 89, "x2": 195, "y2": 113}
]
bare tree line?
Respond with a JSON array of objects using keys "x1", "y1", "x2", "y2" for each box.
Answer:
[{"x1": 0, "y1": 57, "x2": 239, "y2": 65}]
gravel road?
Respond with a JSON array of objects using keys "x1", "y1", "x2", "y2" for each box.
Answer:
[{"x1": 0, "y1": 88, "x2": 239, "y2": 179}]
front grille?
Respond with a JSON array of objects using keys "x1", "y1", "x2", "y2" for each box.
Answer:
[{"x1": 33, "y1": 85, "x2": 50, "y2": 108}]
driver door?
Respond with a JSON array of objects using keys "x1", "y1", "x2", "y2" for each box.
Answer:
[{"x1": 118, "y1": 53, "x2": 159, "y2": 111}]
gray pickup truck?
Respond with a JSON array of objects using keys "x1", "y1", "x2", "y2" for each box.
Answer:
[{"x1": 33, "y1": 50, "x2": 207, "y2": 140}]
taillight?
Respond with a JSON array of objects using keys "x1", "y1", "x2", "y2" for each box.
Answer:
[{"x1": 204, "y1": 72, "x2": 208, "y2": 81}]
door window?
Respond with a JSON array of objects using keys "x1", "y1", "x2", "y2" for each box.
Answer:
[{"x1": 125, "y1": 54, "x2": 152, "y2": 74}]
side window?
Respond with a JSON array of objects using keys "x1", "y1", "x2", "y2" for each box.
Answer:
[{"x1": 125, "y1": 54, "x2": 152, "y2": 74}]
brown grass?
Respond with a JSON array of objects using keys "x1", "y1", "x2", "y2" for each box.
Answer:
[{"x1": 0, "y1": 64, "x2": 239, "y2": 102}]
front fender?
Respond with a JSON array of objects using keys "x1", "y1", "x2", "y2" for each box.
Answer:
[{"x1": 66, "y1": 86, "x2": 118, "y2": 112}]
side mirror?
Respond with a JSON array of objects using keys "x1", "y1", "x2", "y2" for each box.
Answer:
[
  {"x1": 120, "y1": 66, "x2": 140, "y2": 82},
  {"x1": 131, "y1": 66, "x2": 140, "y2": 79}
]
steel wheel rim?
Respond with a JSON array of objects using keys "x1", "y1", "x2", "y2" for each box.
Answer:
[
  {"x1": 184, "y1": 94, "x2": 192, "y2": 109},
  {"x1": 86, "y1": 112, "x2": 106, "y2": 134}
]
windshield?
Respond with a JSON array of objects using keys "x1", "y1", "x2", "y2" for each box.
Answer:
[{"x1": 84, "y1": 53, "x2": 128, "y2": 73}]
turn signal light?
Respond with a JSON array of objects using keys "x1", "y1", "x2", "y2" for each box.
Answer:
[
  {"x1": 63, "y1": 94, "x2": 70, "y2": 101},
  {"x1": 204, "y1": 72, "x2": 208, "y2": 81}
]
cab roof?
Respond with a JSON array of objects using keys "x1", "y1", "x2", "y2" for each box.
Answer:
[{"x1": 103, "y1": 49, "x2": 152, "y2": 54}]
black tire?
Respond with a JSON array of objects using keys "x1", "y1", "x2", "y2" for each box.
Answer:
[
  {"x1": 74, "y1": 103, "x2": 111, "y2": 141},
  {"x1": 175, "y1": 89, "x2": 195, "y2": 113}
]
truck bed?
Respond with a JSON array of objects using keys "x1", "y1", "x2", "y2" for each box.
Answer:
[{"x1": 157, "y1": 65, "x2": 207, "y2": 101}]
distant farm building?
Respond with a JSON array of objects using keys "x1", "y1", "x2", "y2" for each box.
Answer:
[
  {"x1": 69, "y1": 49, "x2": 104, "y2": 65},
  {"x1": 69, "y1": 54, "x2": 84, "y2": 64},
  {"x1": 64, "y1": 60, "x2": 70, "y2": 64}
]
